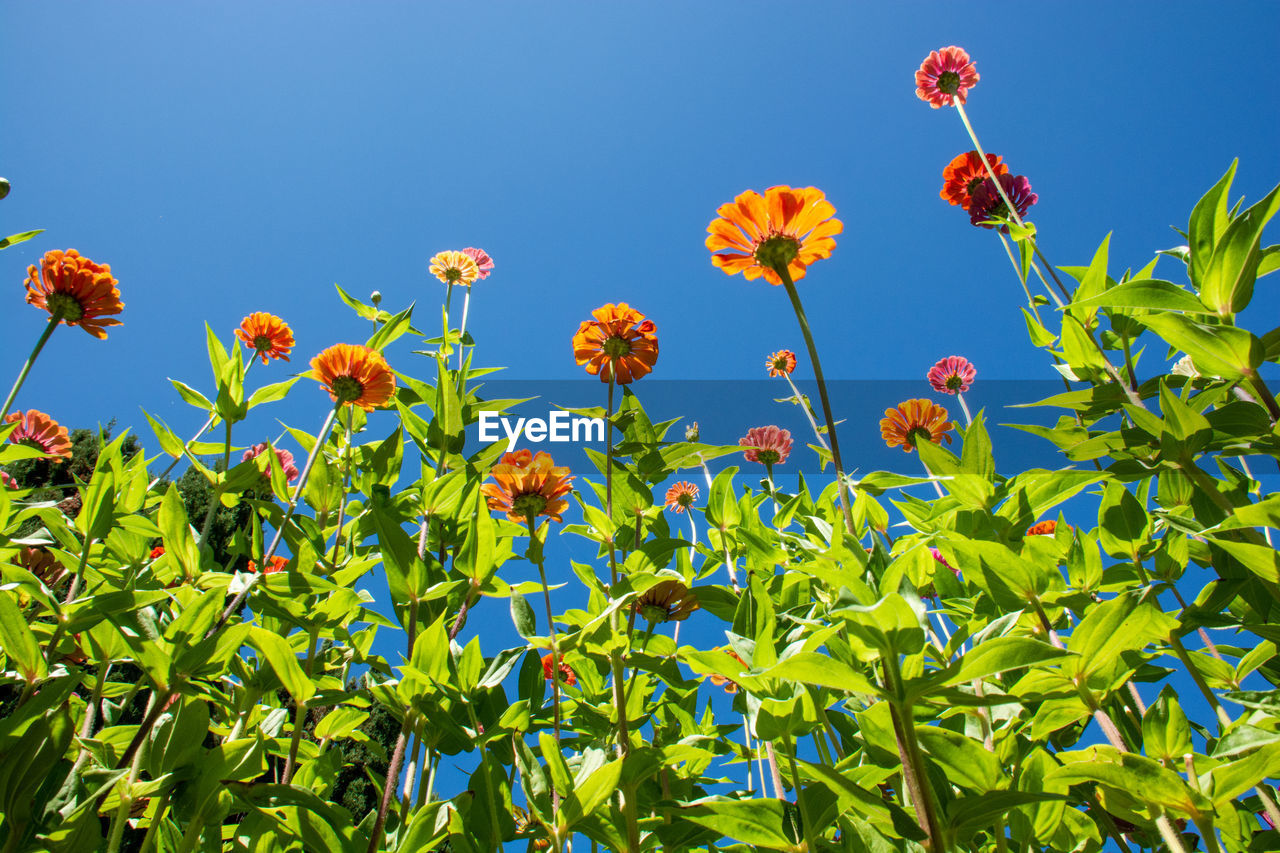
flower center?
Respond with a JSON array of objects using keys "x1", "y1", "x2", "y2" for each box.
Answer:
[
  {"x1": 677, "y1": 493, "x2": 694, "y2": 507},
  {"x1": 512, "y1": 493, "x2": 548, "y2": 519},
  {"x1": 254, "y1": 334, "x2": 273, "y2": 351},
  {"x1": 906, "y1": 427, "x2": 932, "y2": 447},
  {"x1": 936, "y1": 70, "x2": 961, "y2": 95},
  {"x1": 639, "y1": 603, "x2": 670, "y2": 624},
  {"x1": 331, "y1": 375, "x2": 364, "y2": 404},
  {"x1": 46, "y1": 291, "x2": 85, "y2": 322},
  {"x1": 602, "y1": 336, "x2": 632, "y2": 358},
  {"x1": 966, "y1": 176, "x2": 984, "y2": 195},
  {"x1": 945, "y1": 374, "x2": 963, "y2": 390},
  {"x1": 445, "y1": 267, "x2": 463, "y2": 283},
  {"x1": 756, "y1": 449, "x2": 780, "y2": 466},
  {"x1": 755, "y1": 235, "x2": 800, "y2": 273}
]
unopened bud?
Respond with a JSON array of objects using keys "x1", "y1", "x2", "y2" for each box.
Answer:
[
  {"x1": 370, "y1": 291, "x2": 382, "y2": 307},
  {"x1": 685, "y1": 421, "x2": 700, "y2": 442},
  {"x1": 0, "y1": 178, "x2": 10, "y2": 200}
]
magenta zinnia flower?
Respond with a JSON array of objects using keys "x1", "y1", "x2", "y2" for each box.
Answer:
[
  {"x1": 915, "y1": 46, "x2": 979, "y2": 108},
  {"x1": 739, "y1": 425, "x2": 793, "y2": 466},
  {"x1": 242, "y1": 442, "x2": 300, "y2": 483},
  {"x1": 927, "y1": 356, "x2": 976, "y2": 395},
  {"x1": 969, "y1": 174, "x2": 1038, "y2": 232},
  {"x1": 461, "y1": 247, "x2": 494, "y2": 280}
]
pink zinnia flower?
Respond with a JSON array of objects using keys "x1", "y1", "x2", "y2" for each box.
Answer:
[
  {"x1": 1, "y1": 471, "x2": 16, "y2": 489},
  {"x1": 931, "y1": 547, "x2": 960, "y2": 578},
  {"x1": 461, "y1": 247, "x2": 494, "y2": 280},
  {"x1": 927, "y1": 356, "x2": 976, "y2": 395},
  {"x1": 242, "y1": 442, "x2": 300, "y2": 483},
  {"x1": 739, "y1": 425, "x2": 793, "y2": 466},
  {"x1": 969, "y1": 174, "x2": 1038, "y2": 232},
  {"x1": 915, "y1": 46, "x2": 979, "y2": 108}
]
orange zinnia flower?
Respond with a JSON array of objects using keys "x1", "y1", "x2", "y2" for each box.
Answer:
[
  {"x1": 248, "y1": 556, "x2": 289, "y2": 574},
  {"x1": 664, "y1": 481, "x2": 698, "y2": 513},
  {"x1": 571, "y1": 303, "x2": 659, "y2": 384},
  {"x1": 541, "y1": 652, "x2": 577, "y2": 687},
  {"x1": 1027, "y1": 520, "x2": 1070, "y2": 536},
  {"x1": 480, "y1": 450, "x2": 575, "y2": 524},
  {"x1": 5, "y1": 410, "x2": 72, "y2": 460},
  {"x1": 24, "y1": 249, "x2": 123, "y2": 339},
  {"x1": 940, "y1": 152, "x2": 1009, "y2": 210},
  {"x1": 706, "y1": 186, "x2": 842, "y2": 286},
  {"x1": 633, "y1": 580, "x2": 699, "y2": 623},
  {"x1": 766, "y1": 349, "x2": 797, "y2": 377},
  {"x1": 309, "y1": 343, "x2": 396, "y2": 410},
  {"x1": 707, "y1": 647, "x2": 748, "y2": 695},
  {"x1": 235, "y1": 313, "x2": 295, "y2": 364},
  {"x1": 428, "y1": 250, "x2": 481, "y2": 286},
  {"x1": 880, "y1": 399, "x2": 954, "y2": 453}
]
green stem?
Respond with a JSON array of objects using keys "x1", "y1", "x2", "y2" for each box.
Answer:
[
  {"x1": 328, "y1": 405, "x2": 355, "y2": 567},
  {"x1": 457, "y1": 284, "x2": 472, "y2": 379},
  {"x1": 1245, "y1": 369, "x2": 1280, "y2": 422},
  {"x1": 606, "y1": 378, "x2": 618, "y2": 585},
  {"x1": 1, "y1": 312, "x2": 61, "y2": 418},
  {"x1": 137, "y1": 792, "x2": 170, "y2": 853},
  {"x1": 882, "y1": 657, "x2": 944, "y2": 850},
  {"x1": 776, "y1": 268, "x2": 855, "y2": 536},
  {"x1": 197, "y1": 419, "x2": 233, "y2": 550},
  {"x1": 782, "y1": 730, "x2": 819, "y2": 852},
  {"x1": 782, "y1": 371, "x2": 828, "y2": 451},
  {"x1": 281, "y1": 624, "x2": 320, "y2": 784}
]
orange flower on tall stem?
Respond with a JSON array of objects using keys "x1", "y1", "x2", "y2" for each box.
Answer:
[
  {"x1": 480, "y1": 449, "x2": 575, "y2": 524},
  {"x1": 235, "y1": 313, "x2": 295, "y2": 364},
  {"x1": 428, "y1": 250, "x2": 481, "y2": 286},
  {"x1": 705, "y1": 186, "x2": 842, "y2": 286},
  {"x1": 766, "y1": 349, "x2": 797, "y2": 377},
  {"x1": 24, "y1": 249, "x2": 122, "y2": 339},
  {"x1": 941, "y1": 152, "x2": 1008, "y2": 210},
  {"x1": 5, "y1": 410, "x2": 72, "y2": 460},
  {"x1": 664, "y1": 481, "x2": 698, "y2": 513},
  {"x1": 248, "y1": 556, "x2": 289, "y2": 574},
  {"x1": 309, "y1": 344, "x2": 396, "y2": 410},
  {"x1": 541, "y1": 653, "x2": 577, "y2": 687},
  {"x1": 880, "y1": 399, "x2": 954, "y2": 453},
  {"x1": 572, "y1": 303, "x2": 659, "y2": 384}
]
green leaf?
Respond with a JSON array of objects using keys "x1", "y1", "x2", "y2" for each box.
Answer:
[
  {"x1": 759, "y1": 652, "x2": 881, "y2": 697},
  {"x1": 247, "y1": 377, "x2": 299, "y2": 408},
  {"x1": 1048, "y1": 746, "x2": 1208, "y2": 815},
  {"x1": 1140, "y1": 313, "x2": 1263, "y2": 380},
  {"x1": 249, "y1": 627, "x2": 316, "y2": 704},
  {"x1": 0, "y1": 229, "x2": 44, "y2": 250},
  {"x1": 1187, "y1": 161, "x2": 1237, "y2": 287},
  {"x1": 0, "y1": 591, "x2": 46, "y2": 681},
  {"x1": 158, "y1": 484, "x2": 200, "y2": 579},
  {"x1": 1143, "y1": 685, "x2": 1192, "y2": 762},
  {"x1": 1199, "y1": 180, "x2": 1280, "y2": 315},
  {"x1": 677, "y1": 798, "x2": 801, "y2": 850},
  {"x1": 455, "y1": 489, "x2": 496, "y2": 581},
  {"x1": 916, "y1": 725, "x2": 1002, "y2": 792},
  {"x1": 510, "y1": 592, "x2": 537, "y2": 639},
  {"x1": 946, "y1": 637, "x2": 1071, "y2": 686},
  {"x1": 410, "y1": 612, "x2": 450, "y2": 683},
  {"x1": 1068, "y1": 279, "x2": 1208, "y2": 313},
  {"x1": 561, "y1": 758, "x2": 624, "y2": 829},
  {"x1": 1206, "y1": 742, "x2": 1280, "y2": 806},
  {"x1": 169, "y1": 378, "x2": 213, "y2": 412}
]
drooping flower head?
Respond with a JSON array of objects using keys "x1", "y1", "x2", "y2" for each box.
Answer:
[
  {"x1": 235, "y1": 313, "x2": 295, "y2": 365},
  {"x1": 572, "y1": 303, "x2": 659, "y2": 384},
  {"x1": 707, "y1": 647, "x2": 748, "y2": 695},
  {"x1": 5, "y1": 410, "x2": 72, "y2": 460},
  {"x1": 17, "y1": 546, "x2": 66, "y2": 588},
  {"x1": 664, "y1": 481, "x2": 698, "y2": 514},
  {"x1": 242, "y1": 442, "x2": 300, "y2": 483},
  {"x1": 309, "y1": 343, "x2": 396, "y2": 411},
  {"x1": 24, "y1": 249, "x2": 122, "y2": 338},
  {"x1": 249, "y1": 556, "x2": 289, "y2": 574},
  {"x1": 739, "y1": 425, "x2": 793, "y2": 466},
  {"x1": 930, "y1": 547, "x2": 960, "y2": 578},
  {"x1": 428, "y1": 250, "x2": 481, "y2": 286},
  {"x1": 634, "y1": 580, "x2": 699, "y2": 624},
  {"x1": 706, "y1": 186, "x2": 843, "y2": 285},
  {"x1": 915, "y1": 46, "x2": 979, "y2": 108},
  {"x1": 481, "y1": 449, "x2": 575, "y2": 524},
  {"x1": 927, "y1": 356, "x2": 977, "y2": 395},
  {"x1": 541, "y1": 653, "x2": 577, "y2": 687},
  {"x1": 766, "y1": 349, "x2": 797, "y2": 377},
  {"x1": 969, "y1": 174, "x2": 1038, "y2": 232},
  {"x1": 940, "y1": 152, "x2": 1009, "y2": 210},
  {"x1": 461, "y1": 247, "x2": 494, "y2": 280},
  {"x1": 880, "y1": 399, "x2": 954, "y2": 453}
]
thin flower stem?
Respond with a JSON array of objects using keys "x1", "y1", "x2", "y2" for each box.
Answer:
[
  {"x1": 328, "y1": 405, "x2": 355, "y2": 567},
  {"x1": 781, "y1": 730, "x2": 819, "y2": 852},
  {"x1": 281, "y1": 624, "x2": 320, "y2": 785},
  {"x1": 535, "y1": 555, "x2": 564, "y2": 752},
  {"x1": 149, "y1": 358, "x2": 256, "y2": 491},
  {"x1": 763, "y1": 741, "x2": 785, "y2": 800},
  {"x1": 920, "y1": 458, "x2": 946, "y2": 499},
  {"x1": 606, "y1": 378, "x2": 618, "y2": 585},
  {"x1": 995, "y1": 231, "x2": 1045, "y2": 315},
  {"x1": 1245, "y1": 370, "x2": 1280, "y2": 423},
  {"x1": 105, "y1": 693, "x2": 155, "y2": 853},
  {"x1": 776, "y1": 269, "x2": 855, "y2": 536},
  {"x1": 698, "y1": 454, "x2": 738, "y2": 591},
  {"x1": 198, "y1": 419, "x2": 234, "y2": 549},
  {"x1": 1, "y1": 312, "x2": 61, "y2": 418},
  {"x1": 782, "y1": 372, "x2": 829, "y2": 451},
  {"x1": 956, "y1": 391, "x2": 972, "y2": 427},
  {"x1": 740, "y1": 712, "x2": 757, "y2": 795},
  {"x1": 210, "y1": 404, "x2": 341, "y2": 636},
  {"x1": 367, "y1": 717, "x2": 412, "y2": 853},
  {"x1": 457, "y1": 284, "x2": 472, "y2": 377}
]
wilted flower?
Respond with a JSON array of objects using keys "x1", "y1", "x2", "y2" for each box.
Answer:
[
  {"x1": 16, "y1": 546, "x2": 66, "y2": 588},
  {"x1": 235, "y1": 313, "x2": 295, "y2": 364},
  {"x1": 480, "y1": 450, "x2": 574, "y2": 524},
  {"x1": 915, "y1": 46, "x2": 979, "y2": 108},
  {"x1": 706, "y1": 186, "x2": 842, "y2": 285},
  {"x1": 24, "y1": 249, "x2": 123, "y2": 338},
  {"x1": 664, "y1": 481, "x2": 699, "y2": 514},
  {"x1": 969, "y1": 174, "x2": 1038, "y2": 231},
  {"x1": 684, "y1": 421, "x2": 700, "y2": 442},
  {"x1": 309, "y1": 343, "x2": 396, "y2": 411},
  {"x1": 766, "y1": 349, "x2": 797, "y2": 377},
  {"x1": 242, "y1": 442, "x2": 300, "y2": 483},
  {"x1": 927, "y1": 356, "x2": 977, "y2": 394},
  {"x1": 739, "y1": 425, "x2": 793, "y2": 466},
  {"x1": 634, "y1": 580, "x2": 699, "y2": 623},
  {"x1": 461, "y1": 247, "x2": 494, "y2": 280},
  {"x1": 512, "y1": 808, "x2": 550, "y2": 851},
  {"x1": 5, "y1": 410, "x2": 72, "y2": 460},
  {"x1": 941, "y1": 152, "x2": 1008, "y2": 210},
  {"x1": 541, "y1": 653, "x2": 576, "y2": 687},
  {"x1": 880, "y1": 400, "x2": 954, "y2": 453},
  {"x1": 707, "y1": 647, "x2": 748, "y2": 695},
  {"x1": 428, "y1": 250, "x2": 480, "y2": 286},
  {"x1": 572, "y1": 303, "x2": 659, "y2": 384}
]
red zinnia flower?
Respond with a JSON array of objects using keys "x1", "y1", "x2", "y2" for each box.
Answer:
[
  {"x1": 766, "y1": 349, "x2": 797, "y2": 377},
  {"x1": 461, "y1": 247, "x2": 494, "y2": 280},
  {"x1": 249, "y1": 556, "x2": 289, "y2": 574},
  {"x1": 242, "y1": 442, "x2": 300, "y2": 483},
  {"x1": 969, "y1": 174, "x2": 1038, "y2": 232},
  {"x1": 664, "y1": 481, "x2": 698, "y2": 513},
  {"x1": 880, "y1": 400, "x2": 954, "y2": 453},
  {"x1": 739, "y1": 425, "x2": 793, "y2": 466},
  {"x1": 915, "y1": 46, "x2": 979, "y2": 108},
  {"x1": 541, "y1": 653, "x2": 576, "y2": 687},
  {"x1": 5, "y1": 410, "x2": 72, "y2": 460},
  {"x1": 940, "y1": 152, "x2": 1009, "y2": 210},
  {"x1": 927, "y1": 356, "x2": 976, "y2": 395},
  {"x1": 150, "y1": 546, "x2": 165, "y2": 559}
]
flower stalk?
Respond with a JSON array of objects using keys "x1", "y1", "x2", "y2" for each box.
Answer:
[{"x1": 1, "y1": 311, "x2": 61, "y2": 417}]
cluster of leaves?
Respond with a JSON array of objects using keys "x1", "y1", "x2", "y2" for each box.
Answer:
[{"x1": 0, "y1": 165, "x2": 1278, "y2": 853}]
